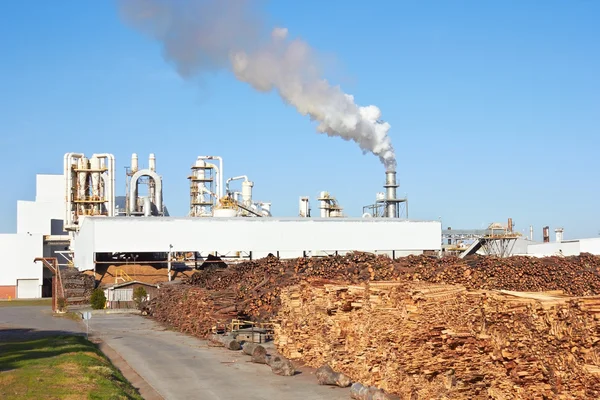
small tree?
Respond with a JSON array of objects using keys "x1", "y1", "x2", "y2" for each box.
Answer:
[
  {"x1": 90, "y1": 288, "x2": 106, "y2": 310},
  {"x1": 133, "y1": 286, "x2": 148, "y2": 309}
]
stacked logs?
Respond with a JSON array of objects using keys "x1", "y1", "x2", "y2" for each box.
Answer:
[
  {"x1": 144, "y1": 284, "x2": 237, "y2": 336},
  {"x1": 146, "y1": 253, "x2": 600, "y2": 339},
  {"x1": 274, "y1": 281, "x2": 600, "y2": 399},
  {"x1": 61, "y1": 267, "x2": 95, "y2": 305}
]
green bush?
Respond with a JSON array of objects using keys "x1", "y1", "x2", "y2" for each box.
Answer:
[
  {"x1": 90, "y1": 289, "x2": 106, "y2": 310},
  {"x1": 133, "y1": 286, "x2": 147, "y2": 308}
]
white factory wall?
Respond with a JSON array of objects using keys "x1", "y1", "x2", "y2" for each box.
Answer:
[
  {"x1": 0, "y1": 233, "x2": 44, "y2": 294},
  {"x1": 0, "y1": 174, "x2": 64, "y2": 297},
  {"x1": 579, "y1": 238, "x2": 600, "y2": 254},
  {"x1": 526, "y1": 241, "x2": 581, "y2": 257},
  {"x1": 73, "y1": 217, "x2": 442, "y2": 271},
  {"x1": 36, "y1": 174, "x2": 64, "y2": 203},
  {"x1": 17, "y1": 174, "x2": 65, "y2": 235}
]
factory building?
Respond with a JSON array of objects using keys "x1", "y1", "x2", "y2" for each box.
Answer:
[
  {"x1": 73, "y1": 217, "x2": 441, "y2": 272},
  {"x1": 2, "y1": 151, "x2": 444, "y2": 296},
  {"x1": 0, "y1": 174, "x2": 66, "y2": 299}
]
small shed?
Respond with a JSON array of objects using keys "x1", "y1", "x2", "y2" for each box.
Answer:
[{"x1": 104, "y1": 281, "x2": 159, "y2": 309}]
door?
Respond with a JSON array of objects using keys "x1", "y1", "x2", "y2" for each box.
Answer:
[{"x1": 17, "y1": 279, "x2": 40, "y2": 299}]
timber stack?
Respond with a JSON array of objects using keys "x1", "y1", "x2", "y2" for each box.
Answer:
[
  {"x1": 61, "y1": 266, "x2": 95, "y2": 305},
  {"x1": 274, "y1": 281, "x2": 600, "y2": 399},
  {"x1": 145, "y1": 252, "x2": 600, "y2": 338}
]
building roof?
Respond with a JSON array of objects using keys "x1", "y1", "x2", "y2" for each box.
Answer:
[{"x1": 107, "y1": 281, "x2": 159, "y2": 289}]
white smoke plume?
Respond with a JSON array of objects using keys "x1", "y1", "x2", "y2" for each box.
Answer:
[{"x1": 118, "y1": 0, "x2": 396, "y2": 170}]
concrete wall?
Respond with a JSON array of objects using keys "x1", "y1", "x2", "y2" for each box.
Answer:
[
  {"x1": 0, "y1": 174, "x2": 64, "y2": 298},
  {"x1": 0, "y1": 233, "x2": 43, "y2": 291},
  {"x1": 17, "y1": 201, "x2": 64, "y2": 235},
  {"x1": 0, "y1": 286, "x2": 16, "y2": 300},
  {"x1": 73, "y1": 217, "x2": 442, "y2": 271}
]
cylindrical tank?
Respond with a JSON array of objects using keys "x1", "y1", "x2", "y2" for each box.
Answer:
[
  {"x1": 213, "y1": 208, "x2": 237, "y2": 218},
  {"x1": 242, "y1": 181, "x2": 253, "y2": 206},
  {"x1": 77, "y1": 157, "x2": 88, "y2": 200},
  {"x1": 319, "y1": 191, "x2": 329, "y2": 218},
  {"x1": 90, "y1": 156, "x2": 101, "y2": 198},
  {"x1": 261, "y1": 203, "x2": 272, "y2": 217},
  {"x1": 149, "y1": 153, "x2": 156, "y2": 171},
  {"x1": 131, "y1": 153, "x2": 139, "y2": 173}
]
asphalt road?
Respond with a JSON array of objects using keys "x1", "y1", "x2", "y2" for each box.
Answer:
[
  {"x1": 0, "y1": 306, "x2": 349, "y2": 400},
  {"x1": 0, "y1": 305, "x2": 83, "y2": 340}
]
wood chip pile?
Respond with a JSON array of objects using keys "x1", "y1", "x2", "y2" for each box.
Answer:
[{"x1": 275, "y1": 281, "x2": 600, "y2": 399}]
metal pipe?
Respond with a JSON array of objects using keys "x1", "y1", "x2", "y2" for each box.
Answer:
[
  {"x1": 205, "y1": 162, "x2": 220, "y2": 203},
  {"x1": 143, "y1": 197, "x2": 152, "y2": 217},
  {"x1": 63, "y1": 153, "x2": 84, "y2": 230},
  {"x1": 197, "y1": 156, "x2": 223, "y2": 199},
  {"x1": 129, "y1": 169, "x2": 162, "y2": 215},
  {"x1": 384, "y1": 170, "x2": 398, "y2": 218},
  {"x1": 225, "y1": 175, "x2": 249, "y2": 194},
  {"x1": 92, "y1": 154, "x2": 115, "y2": 217},
  {"x1": 530, "y1": 225, "x2": 533, "y2": 241}
]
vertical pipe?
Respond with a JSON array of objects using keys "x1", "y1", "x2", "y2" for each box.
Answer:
[
  {"x1": 529, "y1": 225, "x2": 533, "y2": 241},
  {"x1": 167, "y1": 246, "x2": 172, "y2": 282},
  {"x1": 131, "y1": 153, "x2": 138, "y2": 173},
  {"x1": 149, "y1": 153, "x2": 156, "y2": 171},
  {"x1": 384, "y1": 170, "x2": 398, "y2": 218}
]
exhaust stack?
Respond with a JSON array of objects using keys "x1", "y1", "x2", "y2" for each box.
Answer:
[{"x1": 384, "y1": 170, "x2": 399, "y2": 218}]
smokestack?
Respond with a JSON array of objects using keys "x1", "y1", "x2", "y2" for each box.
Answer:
[
  {"x1": 508, "y1": 218, "x2": 513, "y2": 233},
  {"x1": 529, "y1": 225, "x2": 533, "y2": 241},
  {"x1": 543, "y1": 226, "x2": 550, "y2": 243},
  {"x1": 384, "y1": 170, "x2": 398, "y2": 218},
  {"x1": 118, "y1": 0, "x2": 396, "y2": 170},
  {"x1": 555, "y1": 228, "x2": 564, "y2": 243}
]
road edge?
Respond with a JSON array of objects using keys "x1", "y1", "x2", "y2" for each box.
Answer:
[{"x1": 93, "y1": 337, "x2": 164, "y2": 400}]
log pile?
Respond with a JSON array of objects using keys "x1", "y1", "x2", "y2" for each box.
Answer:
[
  {"x1": 144, "y1": 284, "x2": 237, "y2": 336},
  {"x1": 147, "y1": 252, "x2": 600, "y2": 338},
  {"x1": 274, "y1": 281, "x2": 600, "y2": 399},
  {"x1": 60, "y1": 267, "x2": 95, "y2": 304}
]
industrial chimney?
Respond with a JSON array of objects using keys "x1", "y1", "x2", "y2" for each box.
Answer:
[
  {"x1": 384, "y1": 170, "x2": 399, "y2": 218},
  {"x1": 555, "y1": 228, "x2": 564, "y2": 243},
  {"x1": 543, "y1": 226, "x2": 550, "y2": 243}
]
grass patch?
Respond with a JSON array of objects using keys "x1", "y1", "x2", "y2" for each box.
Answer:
[
  {"x1": 53, "y1": 311, "x2": 84, "y2": 322},
  {"x1": 0, "y1": 335, "x2": 142, "y2": 400},
  {"x1": 0, "y1": 299, "x2": 52, "y2": 307}
]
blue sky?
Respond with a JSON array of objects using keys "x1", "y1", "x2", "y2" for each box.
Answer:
[{"x1": 0, "y1": 1, "x2": 598, "y2": 241}]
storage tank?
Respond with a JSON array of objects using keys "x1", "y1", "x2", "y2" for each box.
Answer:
[
  {"x1": 77, "y1": 157, "x2": 88, "y2": 200},
  {"x1": 242, "y1": 181, "x2": 253, "y2": 207},
  {"x1": 90, "y1": 156, "x2": 101, "y2": 198},
  {"x1": 213, "y1": 208, "x2": 237, "y2": 218}
]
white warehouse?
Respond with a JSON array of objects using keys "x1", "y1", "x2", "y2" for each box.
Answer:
[
  {"x1": 72, "y1": 217, "x2": 442, "y2": 272},
  {"x1": 0, "y1": 174, "x2": 66, "y2": 299}
]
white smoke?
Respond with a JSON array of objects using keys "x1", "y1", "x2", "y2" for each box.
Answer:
[{"x1": 118, "y1": 0, "x2": 396, "y2": 170}]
